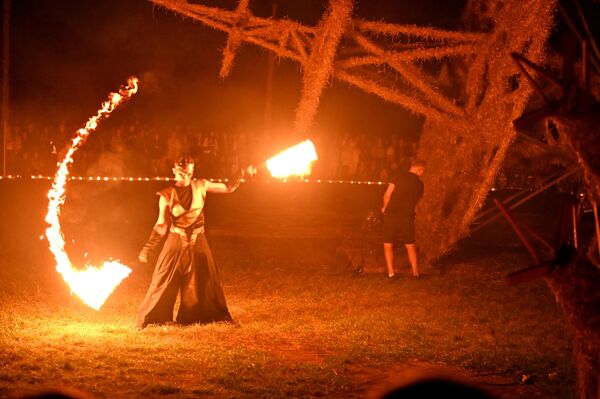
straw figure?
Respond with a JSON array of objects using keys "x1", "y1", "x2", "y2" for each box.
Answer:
[
  {"x1": 506, "y1": 18, "x2": 600, "y2": 397},
  {"x1": 147, "y1": 1, "x2": 600, "y2": 397},
  {"x1": 149, "y1": 0, "x2": 556, "y2": 265},
  {"x1": 414, "y1": 0, "x2": 556, "y2": 265}
]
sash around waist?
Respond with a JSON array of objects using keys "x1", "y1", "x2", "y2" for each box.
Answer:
[{"x1": 170, "y1": 225, "x2": 205, "y2": 238}]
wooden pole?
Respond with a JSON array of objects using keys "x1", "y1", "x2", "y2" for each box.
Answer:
[
  {"x1": 474, "y1": 172, "x2": 563, "y2": 222},
  {"x1": 2, "y1": 0, "x2": 10, "y2": 176},
  {"x1": 515, "y1": 217, "x2": 555, "y2": 257},
  {"x1": 263, "y1": 2, "x2": 277, "y2": 139},
  {"x1": 573, "y1": 0, "x2": 600, "y2": 67},
  {"x1": 558, "y1": 3, "x2": 600, "y2": 75},
  {"x1": 572, "y1": 203, "x2": 578, "y2": 249},
  {"x1": 510, "y1": 53, "x2": 552, "y2": 106},
  {"x1": 581, "y1": 40, "x2": 588, "y2": 90},
  {"x1": 593, "y1": 201, "x2": 600, "y2": 258},
  {"x1": 506, "y1": 262, "x2": 552, "y2": 286},
  {"x1": 493, "y1": 198, "x2": 540, "y2": 264},
  {"x1": 472, "y1": 168, "x2": 580, "y2": 233}
]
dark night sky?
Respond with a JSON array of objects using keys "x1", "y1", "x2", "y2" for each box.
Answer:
[{"x1": 7, "y1": 0, "x2": 467, "y2": 139}]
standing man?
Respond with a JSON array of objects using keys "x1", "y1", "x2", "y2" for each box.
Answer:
[
  {"x1": 137, "y1": 155, "x2": 240, "y2": 328},
  {"x1": 381, "y1": 159, "x2": 425, "y2": 278}
]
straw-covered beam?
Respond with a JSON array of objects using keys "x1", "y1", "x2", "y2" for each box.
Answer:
[
  {"x1": 294, "y1": 0, "x2": 354, "y2": 134},
  {"x1": 352, "y1": 32, "x2": 464, "y2": 117},
  {"x1": 220, "y1": 0, "x2": 251, "y2": 78},
  {"x1": 354, "y1": 19, "x2": 486, "y2": 43},
  {"x1": 335, "y1": 70, "x2": 449, "y2": 122},
  {"x1": 415, "y1": 0, "x2": 557, "y2": 267}
]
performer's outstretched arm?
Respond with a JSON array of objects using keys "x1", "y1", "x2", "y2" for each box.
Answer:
[
  {"x1": 206, "y1": 179, "x2": 239, "y2": 194},
  {"x1": 138, "y1": 195, "x2": 169, "y2": 263},
  {"x1": 205, "y1": 165, "x2": 256, "y2": 194}
]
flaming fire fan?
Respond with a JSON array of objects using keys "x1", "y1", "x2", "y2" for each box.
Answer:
[{"x1": 44, "y1": 77, "x2": 138, "y2": 310}]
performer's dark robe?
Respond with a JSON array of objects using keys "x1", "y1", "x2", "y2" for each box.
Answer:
[{"x1": 138, "y1": 179, "x2": 232, "y2": 328}]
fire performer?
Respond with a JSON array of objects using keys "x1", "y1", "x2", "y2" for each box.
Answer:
[
  {"x1": 381, "y1": 159, "x2": 426, "y2": 278},
  {"x1": 137, "y1": 155, "x2": 240, "y2": 328}
]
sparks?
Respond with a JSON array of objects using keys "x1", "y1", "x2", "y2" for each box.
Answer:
[
  {"x1": 45, "y1": 77, "x2": 138, "y2": 310},
  {"x1": 265, "y1": 140, "x2": 318, "y2": 179}
]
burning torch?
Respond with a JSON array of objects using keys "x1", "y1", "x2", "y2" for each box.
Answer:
[{"x1": 241, "y1": 139, "x2": 318, "y2": 181}]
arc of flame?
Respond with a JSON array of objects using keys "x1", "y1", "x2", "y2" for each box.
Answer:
[
  {"x1": 45, "y1": 77, "x2": 138, "y2": 310},
  {"x1": 265, "y1": 140, "x2": 318, "y2": 179}
]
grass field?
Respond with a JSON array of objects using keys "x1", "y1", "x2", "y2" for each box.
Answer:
[
  {"x1": 0, "y1": 181, "x2": 577, "y2": 398},
  {"x1": 0, "y1": 230, "x2": 575, "y2": 398}
]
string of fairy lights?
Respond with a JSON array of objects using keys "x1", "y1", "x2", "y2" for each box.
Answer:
[{"x1": 0, "y1": 175, "x2": 386, "y2": 185}]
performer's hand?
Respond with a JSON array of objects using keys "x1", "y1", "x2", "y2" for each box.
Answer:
[
  {"x1": 138, "y1": 250, "x2": 149, "y2": 264},
  {"x1": 381, "y1": 207, "x2": 386, "y2": 215},
  {"x1": 244, "y1": 165, "x2": 257, "y2": 177},
  {"x1": 231, "y1": 176, "x2": 242, "y2": 190}
]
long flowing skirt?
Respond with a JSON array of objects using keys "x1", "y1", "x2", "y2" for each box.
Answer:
[{"x1": 138, "y1": 232, "x2": 232, "y2": 327}]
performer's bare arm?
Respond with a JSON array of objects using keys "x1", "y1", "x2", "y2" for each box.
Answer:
[
  {"x1": 381, "y1": 183, "x2": 395, "y2": 214},
  {"x1": 205, "y1": 180, "x2": 239, "y2": 194},
  {"x1": 138, "y1": 195, "x2": 170, "y2": 263},
  {"x1": 153, "y1": 195, "x2": 170, "y2": 235}
]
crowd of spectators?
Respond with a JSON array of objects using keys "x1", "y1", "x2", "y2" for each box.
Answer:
[{"x1": 4, "y1": 120, "x2": 419, "y2": 181}]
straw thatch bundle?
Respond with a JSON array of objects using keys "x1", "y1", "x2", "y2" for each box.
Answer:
[
  {"x1": 414, "y1": 0, "x2": 557, "y2": 265},
  {"x1": 219, "y1": 0, "x2": 250, "y2": 78},
  {"x1": 545, "y1": 85, "x2": 600, "y2": 399},
  {"x1": 545, "y1": 250, "x2": 600, "y2": 399},
  {"x1": 294, "y1": 0, "x2": 353, "y2": 135}
]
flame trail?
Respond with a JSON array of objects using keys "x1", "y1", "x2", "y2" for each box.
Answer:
[
  {"x1": 45, "y1": 77, "x2": 138, "y2": 310},
  {"x1": 265, "y1": 140, "x2": 318, "y2": 179}
]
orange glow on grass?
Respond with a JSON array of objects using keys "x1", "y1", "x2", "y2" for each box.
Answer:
[
  {"x1": 45, "y1": 77, "x2": 138, "y2": 310},
  {"x1": 266, "y1": 140, "x2": 318, "y2": 179}
]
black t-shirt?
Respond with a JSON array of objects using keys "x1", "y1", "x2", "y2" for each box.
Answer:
[{"x1": 386, "y1": 171, "x2": 424, "y2": 215}]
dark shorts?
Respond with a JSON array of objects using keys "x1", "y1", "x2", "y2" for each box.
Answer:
[{"x1": 382, "y1": 213, "x2": 415, "y2": 244}]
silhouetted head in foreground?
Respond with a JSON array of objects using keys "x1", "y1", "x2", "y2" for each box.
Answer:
[
  {"x1": 379, "y1": 377, "x2": 495, "y2": 399},
  {"x1": 23, "y1": 387, "x2": 93, "y2": 399}
]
